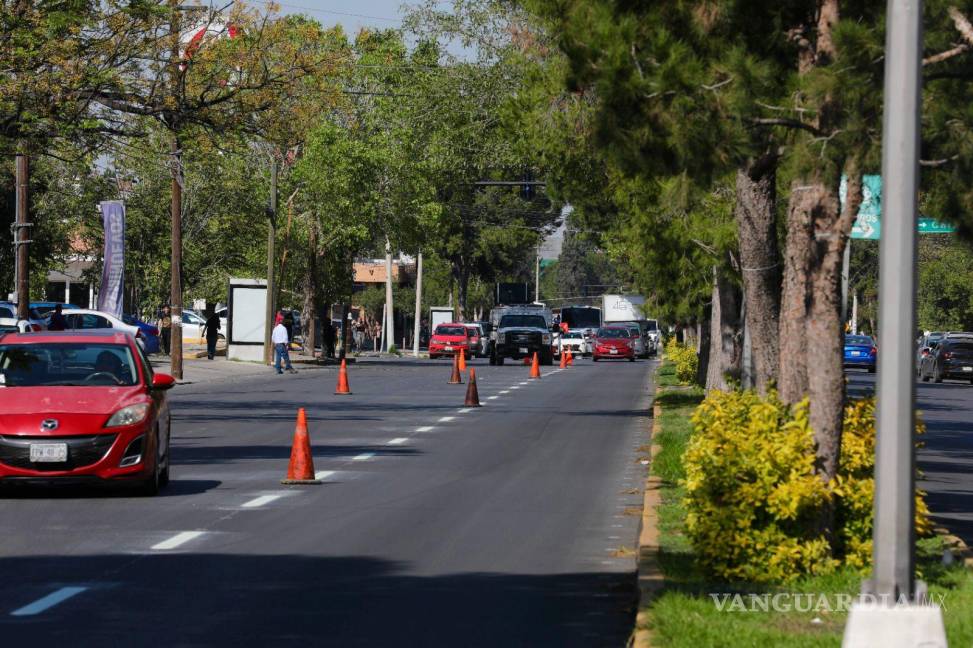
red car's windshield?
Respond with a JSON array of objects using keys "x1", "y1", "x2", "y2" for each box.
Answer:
[
  {"x1": 0, "y1": 343, "x2": 139, "y2": 387},
  {"x1": 597, "y1": 329, "x2": 630, "y2": 339},
  {"x1": 435, "y1": 326, "x2": 468, "y2": 336}
]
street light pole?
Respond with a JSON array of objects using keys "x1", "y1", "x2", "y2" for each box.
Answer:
[
  {"x1": 264, "y1": 158, "x2": 277, "y2": 365},
  {"x1": 868, "y1": 0, "x2": 922, "y2": 603},
  {"x1": 14, "y1": 152, "x2": 29, "y2": 320}
]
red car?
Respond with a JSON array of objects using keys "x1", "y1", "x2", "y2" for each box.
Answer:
[
  {"x1": 0, "y1": 330, "x2": 174, "y2": 494},
  {"x1": 429, "y1": 323, "x2": 473, "y2": 359},
  {"x1": 592, "y1": 327, "x2": 636, "y2": 362}
]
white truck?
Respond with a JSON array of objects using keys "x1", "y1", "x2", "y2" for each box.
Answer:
[
  {"x1": 429, "y1": 307, "x2": 455, "y2": 330},
  {"x1": 602, "y1": 294, "x2": 659, "y2": 357}
]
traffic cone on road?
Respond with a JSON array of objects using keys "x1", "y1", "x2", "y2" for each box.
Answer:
[
  {"x1": 448, "y1": 353, "x2": 464, "y2": 384},
  {"x1": 458, "y1": 348, "x2": 467, "y2": 372},
  {"x1": 529, "y1": 352, "x2": 542, "y2": 379},
  {"x1": 464, "y1": 368, "x2": 481, "y2": 407},
  {"x1": 281, "y1": 408, "x2": 321, "y2": 485},
  {"x1": 559, "y1": 351, "x2": 568, "y2": 369},
  {"x1": 566, "y1": 349, "x2": 574, "y2": 366},
  {"x1": 335, "y1": 359, "x2": 352, "y2": 395}
]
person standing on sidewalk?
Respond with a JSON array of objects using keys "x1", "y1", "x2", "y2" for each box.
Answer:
[
  {"x1": 159, "y1": 306, "x2": 172, "y2": 356},
  {"x1": 272, "y1": 312, "x2": 297, "y2": 374},
  {"x1": 202, "y1": 310, "x2": 221, "y2": 360}
]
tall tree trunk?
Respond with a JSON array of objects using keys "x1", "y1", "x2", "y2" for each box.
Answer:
[
  {"x1": 778, "y1": 182, "x2": 819, "y2": 403},
  {"x1": 735, "y1": 155, "x2": 781, "y2": 393},
  {"x1": 706, "y1": 267, "x2": 743, "y2": 391},
  {"x1": 696, "y1": 307, "x2": 711, "y2": 388}
]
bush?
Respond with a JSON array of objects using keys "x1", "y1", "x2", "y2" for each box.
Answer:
[
  {"x1": 683, "y1": 391, "x2": 931, "y2": 583},
  {"x1": 387, "y1": 344, "x2": 401, "y2": 356},
  {"x1": 665, "y1": 338, "x2": 698, "y2": 385}
]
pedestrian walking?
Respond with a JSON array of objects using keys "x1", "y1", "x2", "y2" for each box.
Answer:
[
  {"x1": 159, "y1": 306, "x2": 172, "y2": 356},
  {"x1": 48, "y1": 304, "x2": 67, "y2": 331},
  {"x1": 272, "y1": 312, "x2": 297, "y2": 374},
  {"x1": 202, "y1": 310, "x2": 221, "y2": 360}
]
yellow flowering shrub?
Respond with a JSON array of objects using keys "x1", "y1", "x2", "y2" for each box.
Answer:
[
  {"x1": 665, "y1": 338, "x2": 698, "y2": 385},
  {"x1": 683, "y1": 391, "x2": 931, "y2": 583}
]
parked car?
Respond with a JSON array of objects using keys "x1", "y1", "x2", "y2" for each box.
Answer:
[
  {"x1": 920, "y1": 333, "x2": 973, "y2": 383},
  {"x1": 58, "y1": 309, "x2": 146, "y2": 350},
  {"x1": 429, "y1": 323, "x2": 474, "y2": 359},
  {"x1": 463, "y1": 322, "x2": 489, "y2": 357},
  {"x1": 0, "y1": 318, "x2": 30, "y2": 334},
  {"x1": 557, "y1": 331, "x2": 589, "y2": 357},
  {"x1": 0, "y1": 329, "x2": 174, "y2": 494},
  {"x1": 122, "y1": 315, "x2": 161, "y2": 354},
  {"x1": 591, "y1": 326, "x2": 636, "y2": 362},
  {"x1": 0, "y1": 302, "x2": 47, "y2": 331},
  {"x1": 843, "y1": 334, "x2": 877, "y2": 372},
  {"x1": 29, "y1": 302, "x2": 80, "y2": 318},
  {"x1": 179, "y1": 309, "x2": 207, "y2": 345}
]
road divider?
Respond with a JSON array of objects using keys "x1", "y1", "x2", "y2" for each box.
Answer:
[{"x1": 281, "y1": 408, "x2": 322, "y2": 485}]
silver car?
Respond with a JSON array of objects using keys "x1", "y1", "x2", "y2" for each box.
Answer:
[{"x1": 616, "y1": 322, "x2": 648, "y2": 358}]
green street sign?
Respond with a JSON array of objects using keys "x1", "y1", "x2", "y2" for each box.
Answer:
[{"x1": 841, "y1": 174, "x2": 956, "y2": 239}]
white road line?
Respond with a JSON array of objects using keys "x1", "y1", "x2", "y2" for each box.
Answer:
[
  {"x1": 11, "y1": 586, "x2": 88, "y2": 617},
  {"x1": 509, "y1": 386, "x2": 520, "y2": 390},
  {"x1": 242, "y1": 494, "x2": 284, "y2": 508},
  {"x1": 438, "y1": 416, "x2": 455, "y2": 423},
  {"x1": 458, "y1": 408, "x2": 472, "y2": 414},
  {"x1": 499, "y1": 390, "x2": 510, "y2": 394},
  {"x1": 352, "y1": 452, "x2": 375, "y2": 462},
  {"x1": 487, "y1": 396, "x2": 499, "y2": 400},
  {"x1": 416, "y1": 426, "x2": 434, "y2": 433},
  {"x1": 315, "y1": 470, "x2": 336, "y2": 480},
  {"x1": 519, "y1": 381, "x2": 529, "y2": 385},
  {"x1": 387, "y1": 438, "x2": 408, "y2": 445},
  {"x1": 151, "y1": 531, "x2": 205, "y2": 551}
]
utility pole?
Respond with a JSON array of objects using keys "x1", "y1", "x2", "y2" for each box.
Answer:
[
  {"x1": 264, "y1": 158, "x2": 278, "y2": 365},
  {"x1": 534, "y1": 248, "x2": 540, "y2": 303},
  {"x1": 846, "y1": 3, "x2": 945, "y2": 644},
  {"x1": 413, "y1": 250, "x2": 423, "y2": 357},
  {"x1": 14, "y1": 152, "x2": 29, "y2": 320},
  {"x1": 168, "y1": 0, "x2": 184, "y2": 380},
  {"x1": 384, "y1": 238, "x2": 394, "y2": 351}
]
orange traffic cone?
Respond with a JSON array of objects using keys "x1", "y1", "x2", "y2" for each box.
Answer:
[
  {"x1": 458, "y1": 347, "x2": 467, "y2": 372},
  {"x1": 559, "y1": 351, "x2": 568, "y2": 369},
  {"x1": 335, "y1": 358, "x2": 352, "y2": 395},
  {"x1": 448, "y1": 353, "x2": 464, "y2": 384},
  {"x1": 529, "y1": 351, "x2": 542, "y2": 379},
  {"x1": 464, "y1": 368, "x2": 481, "y2": 407},
  {"x1": 566, "y1": 349, "x2": 574, "y2": 366},
  {"x1": 281, "y1": 408, "x2": 321, "y2": 484}
]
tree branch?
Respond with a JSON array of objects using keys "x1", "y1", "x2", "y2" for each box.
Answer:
[{"x1": 749, "y1": 117, "x2": 824, "y2": 136}]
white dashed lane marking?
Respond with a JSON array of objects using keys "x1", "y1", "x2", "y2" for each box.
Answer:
[
  {"x1": 387, "y1": 438, "x2": 408, "y2": 445},
  {"x1": 487, "y1": 396, "x2": 499, "y2": 400},
  {"x1": 10, "y1": 586, "x2": 88, "y2": 617},
  {"x1": 352, "y1": 453, "x2": 375, "y2": 462},
  {"x1": 438, "y1": 416, "x2": 455, "y2": 423},
  {"x1": 242, "y1": 494, "x2": 284, "y2": 508},
  {"x1": 151, "y1": 531, "x2": 205, "y2": 551},
  {"x1": 315, "y1": 470, "x2": 335, "y2": 480},
  {"x1": 416, "y1": 426, "x2": 434, "y2": 433}
]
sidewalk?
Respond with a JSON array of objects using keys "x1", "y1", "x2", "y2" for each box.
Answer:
[{"x1": 150, "y1": 347, "x2": 330, "y2": 386}]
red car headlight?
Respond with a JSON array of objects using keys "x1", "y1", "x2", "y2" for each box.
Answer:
[{"x1": 105, "y1": 403, "x2": 150, "y2": 427}]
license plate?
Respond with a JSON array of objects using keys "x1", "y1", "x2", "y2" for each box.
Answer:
[
  {"x1": 610, "y1": 349, "x2": 618, "y2": 354},
  {"x1": 519, "y1": 347, "x2": 528, "y2": 353},
  {"x1": 850, "y1": 351, "x2": 861, "y2": 356},
  {"x1": 963, "y1": 367, "x2": 973, "y2": 372},
  {"x1": 444, "y1": 346, "x2": 453, "y2": 351},
  {"x1": 30, "y1": 443, "x2": 67, "y2": 463}
]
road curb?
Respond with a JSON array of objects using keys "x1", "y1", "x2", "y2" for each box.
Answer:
[{"x1": 632, "y1": 399, "x2": 665, "y2": 648}]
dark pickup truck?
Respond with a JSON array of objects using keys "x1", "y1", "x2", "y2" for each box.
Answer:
[{"x1": 491, "y1": 313, "x2": 554, "y2": 366}]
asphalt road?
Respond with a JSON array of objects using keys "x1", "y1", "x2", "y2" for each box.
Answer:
[
  {"x1": 848, "y1": 370, "x2": 973, "y2": 544},
  {"x1": 0, "y1": 355, "x2": 655, "y2": 647}
]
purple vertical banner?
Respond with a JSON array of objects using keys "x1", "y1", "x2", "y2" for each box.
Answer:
[{"x1": 97, "y1": 200, "x2": 125, "y2": 318}]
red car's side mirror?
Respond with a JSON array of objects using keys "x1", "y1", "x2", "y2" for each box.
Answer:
[{"x1": 151, "y1": 373, "x2": 176, "y2": 390}]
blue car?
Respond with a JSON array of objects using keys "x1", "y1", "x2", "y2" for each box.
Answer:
[
  {"x1": 29, "y1": 301, "x2": 80, "y2": 317},
  {"x1": 844, "y1": 334, "x2": 876, "y2": 373},
  {"x1": 122, "y1": 314, "x2": 161, "y2": 354}
]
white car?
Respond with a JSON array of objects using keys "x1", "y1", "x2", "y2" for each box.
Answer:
[
  {"x1": 0, "y1": 302, "x2": 46, "y2": 331},
  {"x1": 60, "y1": 309, "x2": 145, "y2": 349},
  {"x1": 557, "y1": 331, "x2": 589, "y2": 357},
  {"x1": 0, "y1": 318, "x2": 31, "y2": 334}
]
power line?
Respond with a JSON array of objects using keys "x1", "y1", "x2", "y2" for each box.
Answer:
[{"x1": 240, "y1": 0, "x2": 402, "y2": 24}]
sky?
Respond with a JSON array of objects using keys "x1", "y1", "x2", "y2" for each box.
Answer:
[{"x1": 249, "y1": 0, "x2": 412, "y2": 34}]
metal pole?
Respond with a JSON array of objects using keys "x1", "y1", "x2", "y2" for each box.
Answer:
[
  {"x1": 384, "y1": 239, "x2": 394, "y2": 351},
  {"x1": 852, "y1": 293, "x2": 859, "y2": 336},
  {"x1": 841, "y1": 239, "x2": 851, "y2": 323},
  {"x1": 413, "y1": 250, "x2": 423, "y2": 357},
  {"x1": 264, "y1": 159, "x2": 277, "y2": 365},
  {"x1": 169, "y1": 135, "x2": 184, "y2": 380},
  {"x1": 14, "y1": 153, "x2": 29, "y2": 320},
  {"x1": 535, "y1": 251, "x2": 540, "y2": 302},
  {"x1": 868, "y1": 0, "x2": 922, "y2": 602}
]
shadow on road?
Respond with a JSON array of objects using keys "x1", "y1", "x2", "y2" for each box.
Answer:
[
  {"x1": 171, "y1": 444, "x2": 420, "y2": 466},
  {"x1": 0, "y1": 479, "x2": 221, "y2": 500},
  {"x1": 0, "y1": 554, "x2": 636, "y2": 647}
]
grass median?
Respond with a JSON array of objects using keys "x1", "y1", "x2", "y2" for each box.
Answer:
[{"x1": 641, "y1": 361, "x2": 973, "y2": 647}]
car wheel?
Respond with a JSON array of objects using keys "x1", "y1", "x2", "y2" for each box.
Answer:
[
  {"x1": 921, "y1": 366, "x2": 930, "y2": 382},
  {"x1": 629, "y1": 357, "x2": 635, "y2": 362},
  {"x1": 867, "y1": 365, "x2": 876, "y2": 374},
  {"x1": 159, "y1": 426, "x2": 171, "y2": 488},
  {"x1": 139, "y1": 432, "x2": 162, "y2": 497},
  {"x1": 496, "y1": 355, "x2": 504, "y2": 366},
  {"x1": 593, "y1": 356, "x2": 599, "y2": 362}
]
